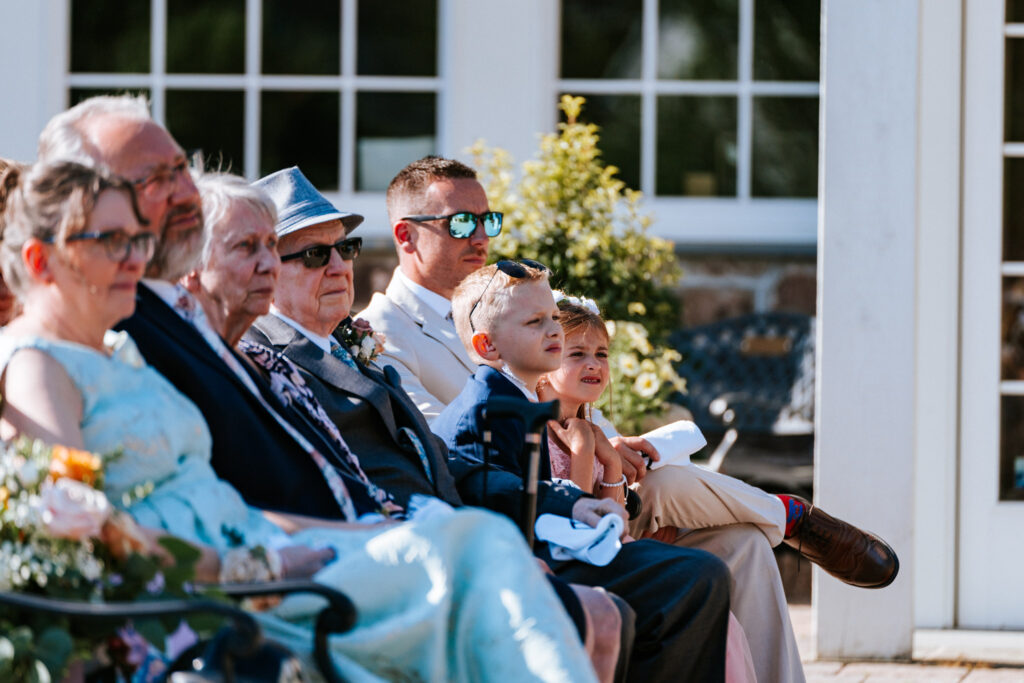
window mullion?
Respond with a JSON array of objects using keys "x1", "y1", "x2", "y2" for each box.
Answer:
[
  {"x1": 340, "y1": 0, "x2": 358, "y2": 194},
  {"x1": 736, "y1": 0, "x2": 754, "y2": 201},
  {"x1": 151, "y1": 0, "x2": 167, "y2": 123},
  {"x1": 641, "y1": 0, "x2": 659, "y2": 196},
  {"x1": 244, "y1": 0, "x2": 261, "y2": 179}
]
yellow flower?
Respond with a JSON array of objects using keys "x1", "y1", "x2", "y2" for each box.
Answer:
[
  {"x1": 633, "y1": 372, "x2": 661, "y2": 399},
  {"x1": 618, "y1": 353, "x2": 641, "y2": 377},
  {"x1": 627, "y1": 302, "x2": 647, "y2": 316},
  {"x1": 640, "y1": 358, "x2": 657, "y2": 374}
]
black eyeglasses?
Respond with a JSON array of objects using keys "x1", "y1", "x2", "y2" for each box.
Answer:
[
  {"x1": 52, "y1": 230, "x2": 157, "y2": 263},
  {"x1": 468, "y1": 259, "x2": 549, "y2": 332},
  {"x1": 132, "y1": 159, "x2": 191, "y2": 202},
  {"x1": 402, "y1": 211, "x2": 503, "y2": 239},
  {"x1": 280, "y1": 236, "x2": 362, "y2": 269}
]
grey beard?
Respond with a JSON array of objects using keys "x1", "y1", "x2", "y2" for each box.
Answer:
[{"x1": 146, "y1": 238, "x2": 200, "y2": 282}]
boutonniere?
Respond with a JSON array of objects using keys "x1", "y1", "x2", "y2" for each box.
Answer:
[{"x1": 338, "y1": 318, "x2": 385, "y2": 365}]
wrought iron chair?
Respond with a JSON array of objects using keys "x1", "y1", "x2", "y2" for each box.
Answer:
[
  {"x1": 669, "y1": 312, "x2": 815, "y2": 495},
  {"x1": 0, "y1": 579, "x2": 356, "y2": 682}
]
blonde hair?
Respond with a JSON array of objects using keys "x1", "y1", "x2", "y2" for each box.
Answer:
[{"x1": 451, "y1": 261, "x2": 549, "y2": 361}]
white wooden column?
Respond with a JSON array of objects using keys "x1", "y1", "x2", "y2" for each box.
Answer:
[
  {"x1": 0, "y1": 0, "x2": 67, "y2": 162},
  {"x1": 441, "y1": 0, "x2": 558, "y2": 166},
  {"x1": 815, "y1": 0, "x2": 918, "y2": 658}
]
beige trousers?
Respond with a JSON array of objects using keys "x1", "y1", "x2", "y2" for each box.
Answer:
[
  {"x1": 629, "y1": 463, "x2": 788, "y2": 546},
  {"x1": 628, "y1": 467, "x2": 803, "y2": 683}
]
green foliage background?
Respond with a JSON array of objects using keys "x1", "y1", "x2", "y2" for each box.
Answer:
[{"x1": 470, "y1": 96, "x2": 686, "y2": 433}]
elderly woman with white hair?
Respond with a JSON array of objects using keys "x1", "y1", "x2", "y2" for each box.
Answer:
[{"x1": 0, "y1": 161, "x2": 597, "y2": 681}]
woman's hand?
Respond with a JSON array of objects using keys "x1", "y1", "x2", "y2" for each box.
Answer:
[{"x1": 278, "y1": 545, "x2": 337, "y2": 579}]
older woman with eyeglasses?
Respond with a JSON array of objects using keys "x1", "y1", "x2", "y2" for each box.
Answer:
[{"x1": 0, "y1": 161, "x2": 597, "y2": 681}]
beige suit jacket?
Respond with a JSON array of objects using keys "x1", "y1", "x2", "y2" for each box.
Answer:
[{"x1": 358, "y1": 268, "x2": 475, "y2": 422}]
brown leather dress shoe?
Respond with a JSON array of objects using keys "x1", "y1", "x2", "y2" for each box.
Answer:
[{"x1": 782, "y1": 496, "x2": 899, "y2": 588}]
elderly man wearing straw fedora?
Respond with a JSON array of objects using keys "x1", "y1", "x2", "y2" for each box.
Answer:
[{"x1": 245, "y1": 167, "x2": 466, "y2": 509}]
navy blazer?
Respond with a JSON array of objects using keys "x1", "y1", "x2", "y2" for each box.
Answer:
[
  {"x1": 116, "y1": 284, "x2": 352, "y2": 519},
  {"x1": 433, "y1": 365, "x2": 584, "y2": 527}
]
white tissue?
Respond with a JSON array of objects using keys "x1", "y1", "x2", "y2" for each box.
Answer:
[{"x1": 641, "y1": 420, "x2": 707, "y2": 469}]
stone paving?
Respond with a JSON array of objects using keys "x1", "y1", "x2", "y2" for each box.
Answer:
[{"x1": 789, "y1": 605, "x2": 1024, "y2": 682}]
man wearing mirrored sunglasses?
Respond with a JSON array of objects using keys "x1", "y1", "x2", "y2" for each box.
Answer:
[{"x1": 360, "y1": 156, "x2": 497, "y2": 422}]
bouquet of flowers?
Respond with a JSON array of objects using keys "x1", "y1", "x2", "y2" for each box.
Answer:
[
  {"x1": 337, "y1": 317, "x2": 385, "y2": 365},
  {"x1": 0, "y1": 438, "x2": 202, "y2": 681}
]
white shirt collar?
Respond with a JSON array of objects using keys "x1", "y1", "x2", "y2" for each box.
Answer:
[
  {"x1": 396, "y1": 268, "x2": 452, "y2": 321},
  {"x1": 142, "y1": 278, "x2": 182, "y2": 308},
  {"x1": 270, "y1": 307, "x2": 335, "y2": 355},
  {"x1": 500, "y1": 363, "x2": 539, "y2": 402}
]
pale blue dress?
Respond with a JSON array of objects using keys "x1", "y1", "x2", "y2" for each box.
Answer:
[{"x1": 0, "y1": 332, "x2": 595, "y2": 683}]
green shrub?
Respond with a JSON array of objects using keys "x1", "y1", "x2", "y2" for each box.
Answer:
[{"x1": 470, "y1": 95, "x2": 686, "y2": 433}]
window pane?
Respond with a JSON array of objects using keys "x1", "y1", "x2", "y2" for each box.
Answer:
[
  {"x1": 751, "y1": 96, "x2": 818, "y2": 198},
  {"x1": 564, "y1": 94, "x2": 641, "y2": 191},
  {"x1": 358, "y1": 0, "x2": 437, "y2": 76},
  {"x1": 657, "y1": 96, "x2": 736, "y2": 196},
  {"x1": 70, "y1": 0, "x2": 149, "y2": 73},
  {"x1": 1010, "y1": 1, "x2": 1024, "y2": 23},
  {"x1": 167, "y1": 0, "x2": 244, "y2": 74},
  {"x1": 1006, "y1": 40, "x2": 1024, "y2": 142},
  {"x1": 262, "y1": 0, "x2": 340, "y2": 75},
  {"x1": 1000, "y1": 394, "x2": 1024, "y2": 501},
  {"x1": 165, "y1": 90, "x2": 244, "y2": 172},
  {"x1": 561, "y1": 0, "x2": 642, "y2": 79},
  {"x1": 260, "y1": 91, "x2": 339, "y2": 190},
  {"x1": 753, "y1": 0, "x2": 820, "y2": 81},
  {"x1": 658, "y1": 0, "x2": 738, "y2": 80},
  {"x1": 1002, "y1": 277, "x2": 1024, "y2": 381},
  {"x1": 356, "y1": 93, "x2": 436, "y2": 192},
  {"x1": 1004, "y1": 159, "x2": 1024, "y2": 261},
  {"x1": 70, "y1": 88, "x2": 151, "y2": 108}
]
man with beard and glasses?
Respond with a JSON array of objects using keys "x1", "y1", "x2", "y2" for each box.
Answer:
[{"x1": 35, "y1": 96, "x2": 367, "y2": 519}]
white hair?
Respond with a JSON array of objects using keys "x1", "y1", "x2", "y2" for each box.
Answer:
[
  {"x1": 194, "y1": 171, "x2": 277, "y2": 268},
  {"x1": 37, "y1": 94, "x2": 152, "y2": 167}
]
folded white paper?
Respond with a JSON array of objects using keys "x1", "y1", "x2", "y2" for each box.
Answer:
[
  {"x1": 534, "y1": 513, "x2": 624, "y2": 566},
  {"x1": 641, "y1": 420, "x2": 707, "y2": 470}
]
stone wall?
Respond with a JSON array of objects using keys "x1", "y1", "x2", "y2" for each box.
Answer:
[
  {"x1": 352, "y1": 247, "x2": 819, "y2": 330},
  {"x1": 675, "y1": 252, "x2": 817, "y2": 328}
]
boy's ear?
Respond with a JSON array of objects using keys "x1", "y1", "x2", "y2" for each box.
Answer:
[{"x1": 471, "y1": 331, "x2": 500, "y2": 361}]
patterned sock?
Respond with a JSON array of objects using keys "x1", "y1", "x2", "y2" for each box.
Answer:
[{"x1": 777, "y1": 494, "x2": 808, "y2": 538}]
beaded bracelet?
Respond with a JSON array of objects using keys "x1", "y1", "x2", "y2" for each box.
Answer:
[{"x1": 599, "y1": 474, "x2": 628, "y2": 488}]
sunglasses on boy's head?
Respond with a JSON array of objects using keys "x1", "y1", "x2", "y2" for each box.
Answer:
[
  {"x1": 401, "y1": 211, "x2": 503, "y2": 239},
  {"x1": 468, "y1": 258, "x2": 549, "y2": 333},
  {"x1": 280, "y1": 236, "x2": 362, "y2": 269}
]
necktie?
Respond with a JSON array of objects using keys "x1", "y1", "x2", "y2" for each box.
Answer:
[{"x1": 330, "y1": 340, "x2": 360, "y2": 370}]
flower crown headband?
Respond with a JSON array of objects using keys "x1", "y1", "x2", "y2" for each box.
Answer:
[{"x1": 552, "y1": 290, "x2": 601, "y2": 317}]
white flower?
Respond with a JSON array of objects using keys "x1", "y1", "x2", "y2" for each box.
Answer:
[
  {"x1": 360, "y1": 335, "x2": 376, "y2": 357},
  {"x1": 633, "y1": 372, "x2": 661, "y2": 399},
  {"x1": 16, "y1": 459, "x2": 40, "y2": 488},
  {"x1": 618, "y1": 354, "x2": 640, "y2": 377},
  {"x1": 39, "y1": 478, "x2": 111, "y2": 541}
]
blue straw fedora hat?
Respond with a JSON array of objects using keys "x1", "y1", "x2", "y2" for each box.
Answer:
[{"x1": 254, "y1": 166, "x2": 363, "y2": 237}]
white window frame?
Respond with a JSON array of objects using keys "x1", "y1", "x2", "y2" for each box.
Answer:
[
  {"x1": 66, "y1": 0, "x2": 442, "y2": 240},
  {"x1": 557, "y1": 0, "x2": 819, "y2": 247}
]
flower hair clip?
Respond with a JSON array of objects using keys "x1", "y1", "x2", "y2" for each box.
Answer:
[{"x1": 552, "y1": 290, "x2": 601, "y2": 316}]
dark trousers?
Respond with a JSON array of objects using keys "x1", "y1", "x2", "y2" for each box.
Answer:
[{"x1": 549, "y1": 539, "x2": 730, "y2": 682}]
